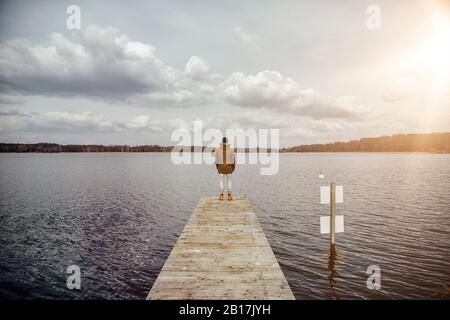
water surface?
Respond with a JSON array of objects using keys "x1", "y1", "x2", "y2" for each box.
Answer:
[{"x1": 0, "y1": 153, "x2": 449, "y2": 299}]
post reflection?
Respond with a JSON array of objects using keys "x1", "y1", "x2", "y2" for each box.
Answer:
[{"x1": 327, "y1": 243, "x2": 343, "y2": 299}]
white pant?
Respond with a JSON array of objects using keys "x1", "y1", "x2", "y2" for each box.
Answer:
[{"x1": 219, "y1": 174, "x2": 232, "y2": 194}]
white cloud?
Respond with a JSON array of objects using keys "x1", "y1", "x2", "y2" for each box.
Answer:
[
  {"x1": 214, "y1": 110, "x2": 290, "y2": 129},
  {"x1": 0, "y1": 111, "x2": 115, "y2": 133},
  {"x1": 221, "y1": 70, "x2": 370, "y2": 120},
  {"x1": 1, "y1": 25, "x2": 371, "y2": 121},
  {"x1": 222, "y1": 71, "x2": 301, "y2": 107},
  {"x1": 184, "y1": 56, "x2": 210, "y2": 80},
  {"x1": 233, "y1": 27, "x2": 261, "y2": 49},
  {"x1": 0, "y1": 23, "x2": 374, "y2": 145},
  {"x1": 125, "y1": 115, "x2": 187, "y2": 132},
  {"x1": 123, "y1": 41, "x2": 156, "y2": 60},
  {"x1": 0, "y1": 107, "x2": 392, "y2": 147},
  {"x1": 0, "y1": 25, "x2": 215, "y2": 107},
  {"x1": 0, "y1": 110, "x2": 190, "y2": 134}
]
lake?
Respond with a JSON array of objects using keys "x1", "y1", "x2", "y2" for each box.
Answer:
[{"x1": 0, "y1": 153, "x2": 449, "y2": 299}]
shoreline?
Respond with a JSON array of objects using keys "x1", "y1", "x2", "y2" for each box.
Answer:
[{"x1": 1, "y1": 151, "x2": 449, "y2": 154}]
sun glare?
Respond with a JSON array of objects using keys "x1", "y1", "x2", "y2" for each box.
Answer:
[
  {"x1": 401, "y1": 14, "x2": 450, "y2": 78},
  {"x1": 422, "y1": 15, "x2": 450, "y2": 75},
  {"x1": 393, "y1": 12, "x2": 450, "y2": 129}
]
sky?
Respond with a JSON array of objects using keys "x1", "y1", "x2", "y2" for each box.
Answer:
[{"x1": 0, "y1": 0, "x2": 449, "y2": 147}]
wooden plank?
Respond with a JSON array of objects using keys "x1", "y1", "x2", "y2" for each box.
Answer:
[{"x1": 147, "y1": 196, "x2": 295, "y2": 300}]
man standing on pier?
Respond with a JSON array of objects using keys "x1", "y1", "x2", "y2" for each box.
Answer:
[{"x1": 215, "y1": 137, "x2": 236, "y2": 201}]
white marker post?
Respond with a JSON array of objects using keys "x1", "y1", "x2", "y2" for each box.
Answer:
[
  {"x1": 320, "y1": 182, "x2": 344, "y2": 245},
  {"x1": 330, "y1": 182, "x2": 336, "y2": 245}
]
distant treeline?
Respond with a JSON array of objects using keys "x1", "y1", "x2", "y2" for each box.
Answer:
[
  {"x1": 0, "y1": 143, "x2": 172, "y2": 153},
  {"x1": 0, "y1": 143, "x2": 268, "y2": 153},
  {"x1": 281, "y1": 133, "x2": 450, "y2": 153},
  {"x1": 1, "y1": 132, "x2": 449, "y2": 153}
]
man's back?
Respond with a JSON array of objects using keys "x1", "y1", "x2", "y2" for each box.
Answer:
[{"x1": 215, "y1": 137, "x2": 235, "y2": 200}]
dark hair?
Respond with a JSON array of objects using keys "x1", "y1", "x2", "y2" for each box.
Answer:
[{"x1": 222, "y1": 137, "x2": 228, "y2": 143}]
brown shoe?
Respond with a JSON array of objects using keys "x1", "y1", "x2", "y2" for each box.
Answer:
[
  {"x1": 219, "y1": 194, "x2": 224, "y2": 201},
  {"x1": 227, "y1": 193, "x2": 233, "y2": 201}
]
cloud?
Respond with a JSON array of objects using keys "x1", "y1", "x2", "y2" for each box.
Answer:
[
  {"x1": 233, "y1": 27, "x2": 261, "y2": 49},
  {"x1": 222, "y1": 71, "x2": 300, "y2": 107},
  {"x1": 0, "y1": 111, "x2": 115, "y2": 133},
  {"x1": 125, "y1": 115, "x2": 187, "y2": 132},
  {"x1": 0, "y1": 107, "x2": 376, "y2": 147},
  {"x1": 221, "y1": 70, "x2": 370, "y2": 120},
  {"x1": 184, "y1": 56, "x2": 210, "y2": 80},
  {"x1": 212, "y1": 110, "x2": 290, "y2": 129},
  {"x1": 0, "y1": 94, "x2": 25, "y2": 105},
  {"x1": 298, "y1": 96, "x2": 370, "y2": 120},
  {"x1": 0, "y1": 107, "x2": 334, "y2": 138},
  {"x1": 0, "y1": 25, "x2": 370, "y2": 123},
  {"x1": 0, "y1": 110, "x2": 190, "y2": 134},
  {"x1": 0, "y1": 25, "x2": 215, "y2": 107}
]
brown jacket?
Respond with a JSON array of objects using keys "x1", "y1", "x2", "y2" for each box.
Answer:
[{"x1": 215, "y1": 143, "x2": 235, "y2": 174}]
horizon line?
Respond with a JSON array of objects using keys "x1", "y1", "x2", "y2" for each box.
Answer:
[{"x1": 1, "y1": 131, "x2": 449, "y2": 149}]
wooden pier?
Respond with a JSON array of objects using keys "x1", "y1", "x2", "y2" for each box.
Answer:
[{"x1": 147, "y1": 196, "x2": 295, "y2": 300}]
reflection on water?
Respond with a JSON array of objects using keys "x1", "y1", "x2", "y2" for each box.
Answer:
[
  {"x1": 320, "y1": 243, "x2": 344, "y2": 299},
  {"x1": 0, "y1": 153, "x2": 449, "y2": 299},
  {"x1": 328, "y1": 244, "x2": 338, "y2": 299}
]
